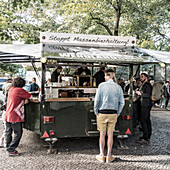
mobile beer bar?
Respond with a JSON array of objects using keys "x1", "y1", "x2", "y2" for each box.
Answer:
[
  {"x1": 24, "y1": 33, "x2": 161, "y2": 151},
  {"x1": 0, "y1": 32, "x2": 162, "y2": 152}
]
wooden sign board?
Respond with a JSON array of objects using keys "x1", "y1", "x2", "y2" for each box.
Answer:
[{"x1": 40, "y1": 32, "x2": 136, "y2": 48}]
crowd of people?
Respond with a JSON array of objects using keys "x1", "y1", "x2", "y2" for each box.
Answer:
[
  {"x1": 117, "y1": 77, "x2": 170, "y2": 110},
  {"x1": 0, "y1": 67, "x2": 169, "y2": 162},
  {"x1": 94, "y1": 71, "x2": 169, "y2": 162}
]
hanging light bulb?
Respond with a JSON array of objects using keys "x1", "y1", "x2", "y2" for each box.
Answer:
[
  {"x1": 41, "y1": 57, "x2": 47, "y2": 63},
  {"x1": 160, "y1": 62, "x2": 165, "y2": 68}
]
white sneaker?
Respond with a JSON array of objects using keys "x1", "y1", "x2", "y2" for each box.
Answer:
[
  {"x1": 96, "y1": 155, "x2": 105, "y2": 163},
  {"x1": 0, "y1": 138, "x2": 4, "y2": 148},
  {"x1": 4, "y1": 141, "x2": 7, "y2": 148},
  {"x1": 106, "y1": 156, "x2": 115, "y2": 163}
]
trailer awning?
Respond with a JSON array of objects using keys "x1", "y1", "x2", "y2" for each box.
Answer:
[
  {"x1": 0, "y1": 44, "x2": 41, "y2": 63},
  {"x1": 42, "y1": 44, "x2": 160, "y2": 64},
  {"x1": 138, "y1": 48, "x2": 170, "y2": 64},
  {"x1": 0, "y1": 43, "x2": 169, "y2": 65}
]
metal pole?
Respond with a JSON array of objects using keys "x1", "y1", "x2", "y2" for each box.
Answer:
[
  {"x1": 92, "y1": 63, "x2": 94, "y2": 87},
  {"x1": 165, "y1": 63, "x2": 167, "y2": 82},
  {"x1": 41, "y1": 43, "x2": 46, "y2": 102},
  {"x1": 153, "y1": 65, "x2": 156, "y2": 81},
  {"x1": 134, "y1": 64, "x2": 140, "y2": 78},
  {"x1": 129, "y1": 64, "x2": 133, "y2": 100}
]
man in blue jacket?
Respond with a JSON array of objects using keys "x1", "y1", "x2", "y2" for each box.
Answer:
[
  {"x1": 28, "y1": 77, "x2": 39, "y2": 96},
  {"x1": 94, "y1": 69, "x2": 124, "y2": 163}
]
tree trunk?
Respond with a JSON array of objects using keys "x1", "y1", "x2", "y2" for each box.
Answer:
[
  {"x1": 114, "y1": 12, "x2": 121, "y2": 36},
  {"x1": 114, "y1": 0, "x2": 122, "y2": 36}
]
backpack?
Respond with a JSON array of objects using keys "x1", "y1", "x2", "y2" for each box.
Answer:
[{"x1": 151, "y1": 81, "x2": 164, "y2": 101}]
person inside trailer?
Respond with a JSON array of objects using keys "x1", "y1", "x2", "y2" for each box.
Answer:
[
  {"x1": 117, "y1": 78, "x2": 125, "y2": 92},
  {"x1": 76, "y1": 65, "x2": 91, "y2": 86},
  {"x1": 51, "y1": 66, "x2": 62, "y2": 83},
  {"x1": 93, "y1": 67, "x2": 105, "y2": 87},
  {"x1": 45, "y1": 78, "x2": 51, "y2": 86}
]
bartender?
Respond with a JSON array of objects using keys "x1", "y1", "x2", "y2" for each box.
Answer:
[
  {"x1": 51, "y1": 66, "x2": 62, "y2": 82},
  {"x1": 93, "y1": 66, "x2": 105, "y2": 87},
  {"x1": 76, "y1": 65, "x2": 91, "y2": 86}
]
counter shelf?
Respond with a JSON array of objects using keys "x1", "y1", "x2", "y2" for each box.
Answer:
[
  {"x1": 57, "y1": 75, "x2": 92, "y2": 87},
  {"x1": 29, "y1": 99, "x2": 39, "y2": 103},
  {"x1": 45, "y1": 97, "x2": 91, "y2": 102}
]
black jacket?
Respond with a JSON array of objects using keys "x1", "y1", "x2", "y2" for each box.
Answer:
[
  {"x1": 93, "y1": 70, "x2": 105, "y2": 87},
  {"x1": 141, "y1": 81, "x2": 152, "y2": 107},
  {"x1": 51, "y1": 71, "x2": 61, "y2": 82},
  {"x1": 77, "y1": 67, "x2": 91, "y2": 86}
]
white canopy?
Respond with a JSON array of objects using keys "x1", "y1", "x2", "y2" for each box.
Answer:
[
  {"x1": 139, "y1": 48, "x2": 170, "y2": 64},
  {"x1": 0, "y1": 44, "x2": 41, "y2": 58}
]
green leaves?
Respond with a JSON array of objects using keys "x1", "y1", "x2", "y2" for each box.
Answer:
[
  {"x1": 0, "y1": 0, "x2": 169, "y2": 51},
  {"x1": 0, "y1": 63, "x2": 19, "y2": 76}
]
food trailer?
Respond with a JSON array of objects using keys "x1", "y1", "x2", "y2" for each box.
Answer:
[
  {"x1": 23, "y1": 33, "x2": 162, "y2": 150},
  {"x1": 0, "y1": 32, "x2": 163, "y2": 152}
]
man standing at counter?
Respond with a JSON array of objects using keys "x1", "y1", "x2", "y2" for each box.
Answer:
[
  {"x1": 5, "y1": 77, "x2": 31, "y2": 156},
  {"x1": 28, "y1": 77, "x2": 39, "y2": 96},
  {"x1": 94, "y1": 69, "x2": 124, "y2": 163}
]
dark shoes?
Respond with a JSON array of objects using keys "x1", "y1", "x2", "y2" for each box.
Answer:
[
  {"x1": 6, "y1": 149, "x2": 19, "y2": 156},
  {"x1": 136, "y1": 138, "x2": 149, "y2": 144}
]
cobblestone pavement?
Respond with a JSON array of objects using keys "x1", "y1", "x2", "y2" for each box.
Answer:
[{"x1": 0, "y1": 108, "x2": 170, "y2": 170}]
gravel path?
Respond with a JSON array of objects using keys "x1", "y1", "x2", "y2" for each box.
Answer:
[{"x1": 0, "y1": 108, "x2": 170, "y2": 170}]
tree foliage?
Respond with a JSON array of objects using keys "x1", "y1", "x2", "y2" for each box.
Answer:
[
  {"x1": 53, "y1": 0, "x2": 170, "y2": 51},
  {"x1": 0, "y1": 0, "x2": 169, "y2": 51},
  {"x1": 0, "y1": 63, "x2": 19, "y2": 76},
  {"x1": 0, "y1": 0, "x2": 59, "y2": 43}
]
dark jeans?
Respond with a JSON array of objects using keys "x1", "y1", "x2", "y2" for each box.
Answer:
[
  {"x1": 133, "y1": 100, "x2": 141, "y2": 128},
  {"x1": 5, "y1": 122, "x2": 23, "y2": 152},
  {"x1": 140, "y1": 106, "x2": 152, "y2": 141},
  {"x1": 165, "y1": 93, "x2": 169, "y2": 108}
]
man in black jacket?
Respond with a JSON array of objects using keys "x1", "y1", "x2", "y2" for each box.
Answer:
[
  {"x1": 136, "y1": 73, "x2": 152, "y2": 144},
  {"x1": 77, "y1": 66, "x2": 91, "y2": 86},
  {"x1": 93, "y1": 67, "x2": 105, "y2": 87}
]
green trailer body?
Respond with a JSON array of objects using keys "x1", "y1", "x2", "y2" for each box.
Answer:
[
  {"x1": 24, "y1": 99, "x2": 133, "y2": 139},
  {"x1": 24, "y1": 102, "x2": 40, "y2": 134}
]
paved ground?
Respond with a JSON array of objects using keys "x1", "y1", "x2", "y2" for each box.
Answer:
[{"x1": 0, "y1": 107, "x2": 170, "y2": 170}]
